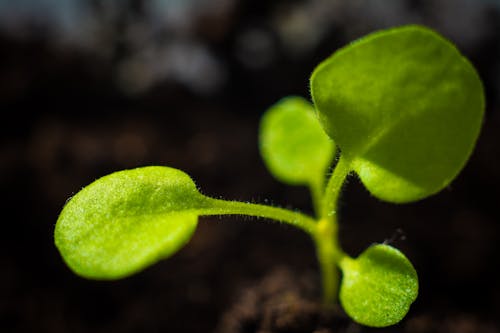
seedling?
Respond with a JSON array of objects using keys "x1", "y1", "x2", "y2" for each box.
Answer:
[{"x1": 55, "y1": 25, "x2": 484, "y2": 327}]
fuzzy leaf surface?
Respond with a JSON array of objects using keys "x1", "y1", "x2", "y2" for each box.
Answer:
[
  {"x1": 311, "y1": 25, "x2": 484, "y2": 202},
  {"x1": 339, "y1": 244, "x2": 418, "y2": 327},
  {"x1": 55, "y1": 166, "x2": 205, "y2": 280},
  {"x1": 259, "y1": 96, "x2": 335, "y2": 186}
]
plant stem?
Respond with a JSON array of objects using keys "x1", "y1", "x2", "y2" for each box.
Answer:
[
  {"x1": 201, "y1": 198, "x2": 318, "y2": 236},
  {"x1": 315, "y1": 154, "x2": 351, "y2": 304},
  {"x1": 315, "y1": 217, "x2": 343, "y2": 305},
  {"x1": 309, "y1": 177, "x2": 324, "y2": 218},
  {"x1": 322, "y1": 155, "x2": 351, "y2": 219},
  {"x1": 198, "y1": 155, "x2": 352, "y2": 306}
]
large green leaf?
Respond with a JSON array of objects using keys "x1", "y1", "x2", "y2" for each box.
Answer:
[
  {"x1": 339, "y1": 244, "x2": 418, "y2": 327},
  {"x1": 311, "y1": 25, "x2": 484, "y2": 202},
  {"x1": 55, "y1": 166, "x2": 205, "y2": 279},
  {"x1": 259, "y1": 96, "x2": 335, "y2": 186}
]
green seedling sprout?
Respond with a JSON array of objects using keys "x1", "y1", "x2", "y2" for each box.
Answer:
[{"x1": 55, "y1": 25, "x2": 484, "y2": 327}]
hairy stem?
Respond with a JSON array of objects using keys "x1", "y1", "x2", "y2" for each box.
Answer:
[
  {"x1": 315, "y1": 217, "x2": 344, "y2": 305},
  {"x1": 200, "y1": 198, "x2": 318, "y2": 236},
  {"x1": 314, "y1": 154, "x2": 351, "y2": 304},
  {"x1": 309, "y1": 177, "x2": 324, "y2": 219},
  {"x1": 322, "y1": 155, "x2": 351, "y2": 219},
  {"x1": 198, "y1": 155, "x2": 352, "y2": 305}
]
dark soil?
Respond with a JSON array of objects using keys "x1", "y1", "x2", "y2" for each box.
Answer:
[
  {"x1": 215, "y1": 267, "x2": 354, "y2": 333},
  {"x1": 2, "y1": 1, "x2": 500, "y2": 332},
  {"x1": 216, "y1": 268, "x2": 499, "y2": 333}
]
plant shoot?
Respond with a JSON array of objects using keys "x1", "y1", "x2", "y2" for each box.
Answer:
[{"x1": 55, "y1": 25, "x2": 484, "y2": 327}]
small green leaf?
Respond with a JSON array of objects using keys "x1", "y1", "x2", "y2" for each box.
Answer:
[
  {"x1": 311, "y1": 25, "x2": 484, "y2": 202},
  {"x1": 259, "y1": 96, "x2": 335, "y2": 186},
  {"x1": 339, "y1": 244, "x2": 418, "y2": 327},
  {"x1": 55, "y1": 166, "x2": 205, "y2": 280}
]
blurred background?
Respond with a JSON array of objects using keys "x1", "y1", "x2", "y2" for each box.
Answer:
[{"x1": 1, "y1": 0, "x2": 500, "y2": 332}]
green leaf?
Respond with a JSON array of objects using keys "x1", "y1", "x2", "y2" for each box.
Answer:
[
  {"x1": 339, "y1": 244, "x2": 418, "y2": 327},
  {"x1": 311, "y1": 25, "x2": 484, "y2": 203},
  {"x1": 259, "y1": 96, "x2": 335, "y2": 186},
  {"x1": 55, "y1": 166, "x2": 205, "y2": 280}
]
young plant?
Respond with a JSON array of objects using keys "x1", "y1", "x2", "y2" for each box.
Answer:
[{"x1": 54, "y1": 25, "x2": 484, "y2": 327}]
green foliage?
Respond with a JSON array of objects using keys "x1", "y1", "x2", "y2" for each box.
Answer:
[
  {"x1": 55, "y1": 166, "x2": 318, "y2": 279},
  {"x1": 54, "y1": 24, "x2": 484, "y2": 328},
  {"x1": 311, "y1": 25, "x2": 484, "y2": 203},
  {"x1": 259, "y1": 96, "x2": 335, "y2": 186},
  {"x1": 55, "y1": 166, "x2": 204, "y2": 279},
  {"x1": 339, "y1": 244, "x2": 418, "y2": 327}
]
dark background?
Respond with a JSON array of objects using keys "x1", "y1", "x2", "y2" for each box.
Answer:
[{"x1": 1, "y1": 0, "x2": 500, "y2": 332}]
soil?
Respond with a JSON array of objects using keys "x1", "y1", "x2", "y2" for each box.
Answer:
[
  {"x1": 216, "y1": 268, "x2": 499, "y2": 333},
  {"x1": 215, "y1": 267, "x2": 354, "y2": 333},
  {"x1": 1, "y1": 2, "x2": 500, "y2": 333}
]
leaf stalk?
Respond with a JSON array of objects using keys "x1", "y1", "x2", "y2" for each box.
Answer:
[{"x1": 200, "y1": 153, "x2": 352, "y2": 305}]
